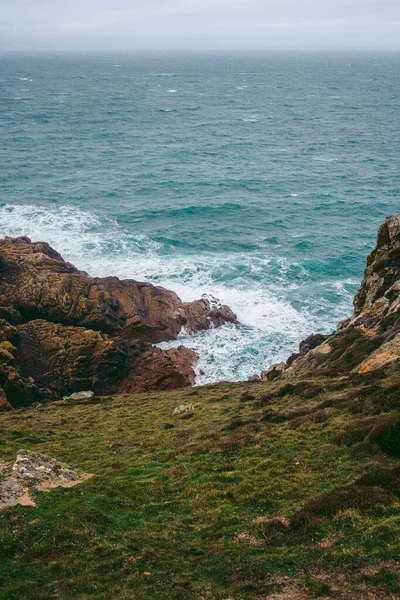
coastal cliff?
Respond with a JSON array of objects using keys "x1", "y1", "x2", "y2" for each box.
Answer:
[
  {"x1": 1, "y1": 215, "x2": 400, "y2": 409},
  {"x1": 1, "y1": 216, "x2": 400, "y2": 599},
  {"x1": 253, "y1": 213, "x2": 400, "y2": 382},
  {"x1": 0, "y1": 235, "x2": 236, "y2": 408}
]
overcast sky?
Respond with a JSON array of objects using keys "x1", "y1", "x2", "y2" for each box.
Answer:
[{"x1": 1, "y1": 0, "x2": 400, "y2": 51}]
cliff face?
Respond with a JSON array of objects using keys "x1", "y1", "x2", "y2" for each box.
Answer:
[
  {"x1": 0, "y1": 236, "x2": 236, "y2": 343},
  {"x1": 0, "y1": 236, "x2": 236, "y2": 408},
  {"x1": 255, "y1": 214, "x2": 400, "y2": 381}
]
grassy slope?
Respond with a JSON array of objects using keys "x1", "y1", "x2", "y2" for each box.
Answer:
[{"x1": 1, "y1": 369, "x2": 400, "y2": 599}]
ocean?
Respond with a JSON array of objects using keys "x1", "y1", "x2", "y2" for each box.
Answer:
[{"x1": 0, "y1": 52, "x2": 399, "y2": 384}]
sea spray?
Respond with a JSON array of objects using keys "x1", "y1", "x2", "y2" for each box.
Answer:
[{"x1": 0, "y1": 203, "x2": 354, "y2": 383}]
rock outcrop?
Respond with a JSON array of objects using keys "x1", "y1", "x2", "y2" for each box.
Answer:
[
  {"x1": 0, "y1": 450, "x2": 91, "y2": 510},
  {"x1": 0, "y1": 236, "x2": 236, "y2": 342},
  {"x1": 0, "y1": 236, "x2": 237, "y2": 407},
  {"x1": 253, "y1": 214, "x2": 400, "y2": 380}
]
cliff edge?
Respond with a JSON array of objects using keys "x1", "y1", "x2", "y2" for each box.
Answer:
[{"x1": 254, "y1": 214, "x2": 400, "y2": 382}]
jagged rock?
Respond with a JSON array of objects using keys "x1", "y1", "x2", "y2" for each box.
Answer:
[
  {"x1": 0, "y1": 236, "x2": 236, "y2": 407},
  {"x1": 0, "y1": 319, "x2": 198, "y2": 403},
  {"x1": 354, "y1": 214, "x2": 400, "y2": 320},
  {"x1": 260, "y1": 362, "x2": 288, "y2": 381},
  {"x1": 182, "y1": 299, "x2": 237, "y2": 333},
  {"x1": 16, "y1": 320, "x2": 128, "y2": 397},
  {"x1": 286, "y1": 334, "x2": 328, "y2": 366},
  {"x1": 0, "y1": 236, "x2": 237, "y2": 344},
  {"x1": 119, "y1": 345, "x2": 198, "y2": 393},
  {"x1": 12, "y1": 450, "x2": 83, "y2": 484},
  {"x1": 0, "y1": 332, "x2": 43, "y2": 408}
]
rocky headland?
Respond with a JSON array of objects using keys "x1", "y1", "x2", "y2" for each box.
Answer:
[
  {"x1": 1, "y1": 215, "x2": 400, "y2": 599},
  {"x1": 0, "y1": 235, "x2": 237, "y2": 409},
  {"x1": 1, "y1": 214, "x2": 399, "y2": 412},
  {"x1": 252, "y1": 214, "x2": 400, "y2": 383}
]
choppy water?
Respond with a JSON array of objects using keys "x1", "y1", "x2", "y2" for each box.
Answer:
[{"x1": 1, "y1": 52, "x2": 399, "y2": 383}]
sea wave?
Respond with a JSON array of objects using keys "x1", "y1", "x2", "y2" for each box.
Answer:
[{"x1": 0, "y1": 203, "x2": 352, "y2": 383}]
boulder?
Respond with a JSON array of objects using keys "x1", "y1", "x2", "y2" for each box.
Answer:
[
  {"x1": 118, "y1": 345, "x2": 198, "y2": 393},
  {"x1": 0, "y1": 450, "x2": 91, "y2": 510},
  {"x1": 260, "y1": 362, "x2": 288, "y2": 381}
]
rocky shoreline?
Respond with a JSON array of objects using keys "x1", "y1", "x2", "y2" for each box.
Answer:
[
  {"x1": 253, "y1": 214, "x2": 400, "y2": 382},
  {"x1": 0, "y1": 235, "x2": 236, "y2": 409},
  {"x1": 1, "y1": 214, "x2": 399, "y2": 411}
]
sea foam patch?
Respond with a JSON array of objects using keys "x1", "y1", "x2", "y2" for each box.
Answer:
[{"x1": 0, "y1": 203, "x2": 350, "y2": 383}]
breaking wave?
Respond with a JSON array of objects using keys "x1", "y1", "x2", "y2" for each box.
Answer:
[{"x1": 0, "y1": 203, "x2": 355, "y2": 384}]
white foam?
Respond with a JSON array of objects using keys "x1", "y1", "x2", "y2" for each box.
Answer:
[
  {"x1": 290, "y1": 193, "x2": 298, "y2": 197},
  {"x1": 312, "y1": 157, "x2": 338, "y2": 163},
  {"x1": 18, "y1": 77, "x2": 29, "y2": 81},
  {"x1": 0, "y1": 203, "x2": 346, "y2": 384},
  {"x1": 166, "y1": 89, "x2": 177, "y2": 93}
]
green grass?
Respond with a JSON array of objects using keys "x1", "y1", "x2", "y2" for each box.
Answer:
[{"x1": 1, "y1": 371, "x2": 400, "y2": 599}]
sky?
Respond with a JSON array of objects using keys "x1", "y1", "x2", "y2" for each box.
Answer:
[{"x1": 1, "y1": 0, "x2": 400, "y2": 52}]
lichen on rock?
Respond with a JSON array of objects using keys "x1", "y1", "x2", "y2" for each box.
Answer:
[{"x1": 0, "y1": 450, "x2": 91, "y2": 510}]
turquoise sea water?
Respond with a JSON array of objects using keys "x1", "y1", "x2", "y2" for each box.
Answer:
[{"x1": 0, "y1": 52, "x2": 399, "y2": 383}]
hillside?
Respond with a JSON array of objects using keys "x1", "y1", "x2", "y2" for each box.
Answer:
[{"x1": 1, "y1": 215, "x2": 400, "y2": 599}]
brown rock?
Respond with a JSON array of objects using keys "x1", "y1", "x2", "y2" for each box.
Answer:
[
  {"x1": 355, "y1": 333, "x2": 400, "y2": 374},
  {"x1": 16, "y1": 319, "x2": 128, "y2": 397},
  {"x1": 0, "y1": 236, "x2": 236, "y2": 407},
  {"x1": 118, "y1": 344, "x2": 198, "y2": 393},
  {"x1": 182, "y1": 299, "x2": 237, "y2": 334},
  {"x1": 0, "y1": 236, "x2": 237, "y2": 344},
  {"x1": 0, "y1": 319, "x2": 198, "y2": 404},
  {"x1": 354, "y1": 214, "x2": 400, "y2": 319},
  {"x1": 0, "y1": 385, "x2": 12, "y2": 411},
  {"x1": 260, "y1": 362, "x2": 288, "y2": 381}
]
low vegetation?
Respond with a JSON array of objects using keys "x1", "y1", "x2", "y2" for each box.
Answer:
[{"x1": 1, "y1": 365, "x2": 400, "y2": 599}]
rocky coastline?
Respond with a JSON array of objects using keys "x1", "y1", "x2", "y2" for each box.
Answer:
[
  {"x1": 0, "y1": 235, "x2": 236, "y2": 409},
  {"x1": 253, "y1": 214, "x2": 400, "y2": 381},
  {"x1": 1, "y1": 214, "x2": 399, "y2": 411},
  {"x1": 1, "y1": 215, "x2": 400, "y2": 598}
]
